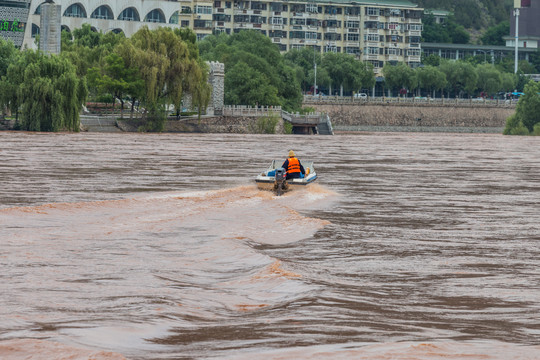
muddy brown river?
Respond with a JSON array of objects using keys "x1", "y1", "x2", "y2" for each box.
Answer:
[{"x1": 0, "y1": 131, "x2": 539, "y2": 359}]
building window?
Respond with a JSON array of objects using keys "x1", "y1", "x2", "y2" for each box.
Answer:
[
  {"x1": 64, "y1": 4, "x2": 87, "y2": 18},
  {"x1": 366, "y1": 7, "x2": 380, "y2": 16},
  {"x1": 345, "y1": 7, "x2": 360, "y2": 16},
  {"x1": 194, "y1": 20, "x2": 212, "y2": 28},
  {"x1": 194, "y1": 5, "x2": 212, "y2": 14},
  {"x1": 324, "y1": 45, "x2": 338, "y2": 53},
  {"x1": 31, "y1": 23, "x2": 39, "y2": 38},
  {"x1": 365, "y1": 33, "x2": 379, "y2": 42},
  {"x1": 145, "y1": 9, "x2": 165, "y2": 23},
  {"x1": 270, "y1": 17, "x2": 283, "y2": 25},
  {"x1": 347, "y1": 33, "x2": 359, "y2": 41},
  {"x1": 305, "y1": 32, "x2": 317, "y2": 40},
  {"x1": 170, "y1": 11, "x2": 179, "y2": 24},
  {"x1": 306, "y1": 3, "x2": 318, "y2": 13},
  {"x1": 365, "y1": 47, "x2": 379, "y2": 55},
  {"x1": 91, "y1": 5, "x2": 113, "y2": 20},
  {"x1": 118, "y1": 7, "x2": 140, "y2": 22}
]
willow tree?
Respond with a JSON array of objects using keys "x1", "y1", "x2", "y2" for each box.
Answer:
[
  {"x1": 116, "y1": 27, "x2": 210, "y2": 131},
  {"x1": 5, "y1": 50, "x2": 87, "y2": 131},
  {"x1": 0, "y1": 39, "x2": 20, "y2": 118}
]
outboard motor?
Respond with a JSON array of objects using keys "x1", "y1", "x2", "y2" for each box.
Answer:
[{"x1": 274, "y1": 167, "x2": 287, "y2": 196}]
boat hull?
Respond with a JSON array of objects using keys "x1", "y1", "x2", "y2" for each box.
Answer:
[
  {"x1": 255, "y1": 174, "x2": 317, "y2": 192},
  {"x1": 254, "y1": 159, "x2": 317, "y2": 194}
]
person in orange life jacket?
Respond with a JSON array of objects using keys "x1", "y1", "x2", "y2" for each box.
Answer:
[{"x1": 282, "y1": 150, "x2": 305, "y2": 180}]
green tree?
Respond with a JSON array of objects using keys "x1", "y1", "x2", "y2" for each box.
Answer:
[
  {"x1": 475, "y1": 63, "x2": 502, "y2": 96},
  {"x1": 283, "y1": 47, "x2": 320, "y2": 92},
  {"x1": 421, "y1": 14, "x2": 469, "y2": 44},
  {"x1": 504, "y1": 81, "x2": 540, "y2": 134},
  {"x1": 5, "y1": 50, "x2": 87, "y2": 131},
  {"x1": 200, "y1": 30, "x2": 302, "y2": 111},
  {"x1": 422, "y1": 53, "x2": 441, "y2": 67},
  {"x1": 321, "y1": 52, "x2": 374, "y2": 96},
  {"x1": 0, "y1": 39, "x2": 20, "y2": 118},
  {"x1": 116, "y1": 26, "x2": 210, "y2": 131},
  {"x1": 61, "y1": 24, "x2": 125, "y2": 77},
  {"x1": 500, "y1": 72, "x2": 517, "y2": 93},
  {"x1": 439, "y1": 60, "x2": 477, "y2": 97},
  {"x1": 225, "y1": 62, "x2": 279, "y2": 106},
  {"x1": 87, "y1": 52, "x2": 144, "y2": 119},
  {"x1": 383, "y1": 62, "x2": 417, "y2": 96},
  {"x1": 481, "y1": 21, "x2": 510, "y2": 46},
  {"x1": 416, "y1": 65, "x2": 447, "y2": 97}
]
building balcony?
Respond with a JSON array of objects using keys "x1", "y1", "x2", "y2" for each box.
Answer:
[
  {"x1": 364, "y1": 54, "x2": 381, "y2": 61},
  {"x1": 233, "y1": 22, "x2": 252, "y2": 29},
  {"x1": 406, "y1": 18, "x2": 421, "y2": 23},
  {"x1": 407, "y1": 55, "x2": 421, "y2": 62},
  {"x1": 234, "y1": 9, "x2": 254, "y2": 15}
]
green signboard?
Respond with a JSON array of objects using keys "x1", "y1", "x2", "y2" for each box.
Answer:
[{"x1": 1, "y1": 19, "x2": 25, "y2": 32}]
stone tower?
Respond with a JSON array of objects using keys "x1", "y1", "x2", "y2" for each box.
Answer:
[
  {"x1": 207, "y1": 61, "x2": 225, "y2": 115},
  {"x1": 39, "y1": 1, "x2": 61, "y2": 54}
]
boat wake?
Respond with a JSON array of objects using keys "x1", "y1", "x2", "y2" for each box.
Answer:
[{"x1": 0, "y1": 184, "x2": 337, "y2": 359}]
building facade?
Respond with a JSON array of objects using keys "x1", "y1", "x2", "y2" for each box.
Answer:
[
  {"x1": 0, "y1": 0, "x2": 31, "y2": 48},
  {"x1": 22, "y1": 0, "x2": 422, "y2": 73},
  {"x1": 422, "y1": 42, "x2": 536, "y2": 63},
  {"x1": 506, "y1": 0, "x2": 540, "y2": 50}
]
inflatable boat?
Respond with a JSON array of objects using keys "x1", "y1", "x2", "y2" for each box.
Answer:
[{"x1": 255, "y1": 160, "x2": 317, "y2": 195}]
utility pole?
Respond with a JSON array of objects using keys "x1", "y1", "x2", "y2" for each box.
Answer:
[{"x1": 514, "y1": 0, "x2": 520, "y2": 74}]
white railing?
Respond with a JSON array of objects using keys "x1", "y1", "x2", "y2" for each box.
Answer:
[
  {"x1": 223, "y1": 105, "x2": 282, "y2": 116},
  {"x1": 303, "y1": 96, "x2": 517, "y2": 107},
  {"x1": 222, "y1": 105, "x2": 327, "y2": 125}
]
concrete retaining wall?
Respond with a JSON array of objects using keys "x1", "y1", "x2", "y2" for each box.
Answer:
[
  {"x1": 116, "y1": 115, "x2": 286, "y2": 134},
  {"x1": 308, "y1": 103, "x2": 515, "y2": 132}
]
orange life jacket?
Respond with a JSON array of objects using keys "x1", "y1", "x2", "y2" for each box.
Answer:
[{"x1": 287, "y1": 157, "x2": 301, "y2": 174}]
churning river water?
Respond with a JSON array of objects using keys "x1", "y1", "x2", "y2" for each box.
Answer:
[{"x1": 1, "y1": 131, "x2": 539, "y2": 360}]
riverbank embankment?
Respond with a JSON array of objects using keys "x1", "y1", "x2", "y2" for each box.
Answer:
[{"x1": 305, "y1": 101, "x2": 514, "y2": 133}]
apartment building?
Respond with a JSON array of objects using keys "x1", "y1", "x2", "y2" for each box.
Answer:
[{"x1": 21, "y1": 0, "x2": 422, "y2": 72}]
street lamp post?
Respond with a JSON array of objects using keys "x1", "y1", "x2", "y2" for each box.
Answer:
[
  {"x1": 314, "y1": 45, "x2": 317, "y2": 95},
  {"x1": 514, "y1": 7, "x2": 520, "y2": 74},
  {"x1": 476, "y1": 50, "x2": 487, "y2": 63}
]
